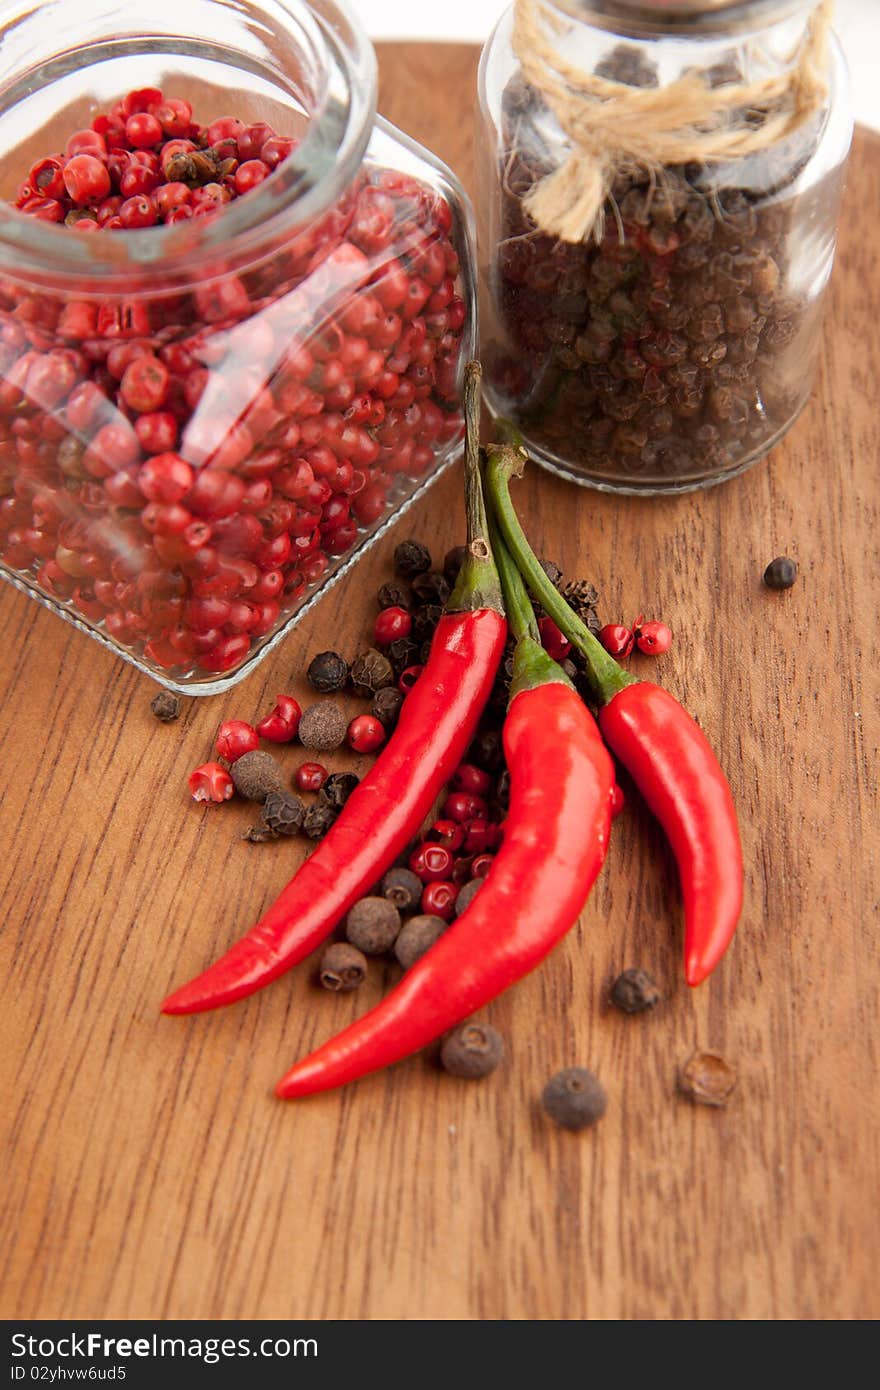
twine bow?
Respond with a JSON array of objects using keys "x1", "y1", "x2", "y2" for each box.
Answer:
[{"x1": 511, "y1": 0, "x2": 833, "y2": 243}]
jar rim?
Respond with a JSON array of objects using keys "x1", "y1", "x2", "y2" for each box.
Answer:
[
  {"x1": 0, "y1": 0, "x2": 377, "y2": 287},
  {"x1": 549, "y1": 0, "x2": 815, "y2": 38}
]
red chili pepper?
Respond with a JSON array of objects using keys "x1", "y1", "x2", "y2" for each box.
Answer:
[
  {"x1": 162, "y1": 362, "x2": 507, "y2": 1016},
  {"x1": 487, "y1": 443, "x2": 743, "y2": 987},
  {"x1": 597, "y1": 684, "x2": 741, "y2": 984},
  {"x1": 276, "y1": 526, "x2": 614, "y2": 1098}
]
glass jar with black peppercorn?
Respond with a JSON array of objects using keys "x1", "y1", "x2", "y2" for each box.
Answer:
[
  {"x1": 478, "y1": 1, "x2": 851, "y2": 492},
  {"x1": 0, "y1": 0, "x2": 475, "y2": 693}
]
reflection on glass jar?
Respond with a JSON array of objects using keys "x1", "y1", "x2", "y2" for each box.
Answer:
[
  {"x1": 0, "y1": 0, "x2": 475, "y2": 691},
  {"x1": 478, "y1": 0, "x2": 852, "y2": 493}
]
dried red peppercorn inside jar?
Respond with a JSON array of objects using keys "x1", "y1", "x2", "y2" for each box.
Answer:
[{"x1": 0, "y1": 4, "x2": 472, "y2": 693}]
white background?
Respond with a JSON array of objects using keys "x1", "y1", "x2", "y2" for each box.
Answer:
[{"x1": 353, "y1": 0, "x2": 880, "y2": 132}]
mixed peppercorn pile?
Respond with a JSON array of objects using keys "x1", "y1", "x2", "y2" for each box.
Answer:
[
  {"x1": 155, "y1": 357, "x2": 800, "y2": 1112},
  {"x1": 0, "y1": 86, "x2": 466, "y2": 677},
  {"x1": 183, "y1": 536, "x2": 526, "y2": 901}
]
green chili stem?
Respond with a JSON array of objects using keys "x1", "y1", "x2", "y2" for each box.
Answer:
[
  {"x1": 494, "y1": 416, "x2": 526, "y2": 450},
  {"x1": 488, "y1": 503, "x2": 538, "y2": 645},
  {"x1": 447, "y1": 362, "x2": 504, "y2": 616},
  {"x1": 487, "y1": 488, "x2": 572, "y2": 699},
  {"x1": 485, "y1": 443, "x2": 637, "y2": 706}
]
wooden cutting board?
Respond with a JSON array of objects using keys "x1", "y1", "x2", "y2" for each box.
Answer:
[{"x1": 1, "y1": 43, "x2": 877, "y2": 1321}]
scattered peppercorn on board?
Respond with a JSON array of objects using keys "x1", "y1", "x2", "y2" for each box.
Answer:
[{"x1": 1, "y1": 44, "x2": 877, "y2": 1322}]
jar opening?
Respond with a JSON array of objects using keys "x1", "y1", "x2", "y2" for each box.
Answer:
[{"x1": 0, "y1": 0, "x2": 377, "y2": 288}]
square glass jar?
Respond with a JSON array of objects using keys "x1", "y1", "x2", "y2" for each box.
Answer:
[{"x1": 0, "y1": 0, "x2": 475, "y2": 691}]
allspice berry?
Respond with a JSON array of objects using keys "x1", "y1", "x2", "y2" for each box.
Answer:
[
  {"x1": 298, "y1": 701, "x2": 347, "y2": 752},
  {"x1": 231, "y1": 749, "x2": 286, "y2": 802},
  {"x1": 454, "y1": 879, "x2": 483, "y2": 916},
  {"x1": 345, "y1": 896, "x2": 401, "y2": 955},
  {"x1": 678, "y1": 1051, "x2": 737, "y2": 1108},
  {"x1": 150, "y1": 690, "x2": 180, "y2": 722},
  {"x1": 381, "y1": 866, "x2": 423, "y2": 912},
  {"x1": 610, "y1": 967, "x2": 662, "y2": 1014},
  {"x1": 542, "y1": 1068, "x2": 607, "y2": 1130},
  {"x1": 440, "y1": 1023, "x2": 505, "y2": 1078},
  {"x1": 394, "y1": 914, "x2": 446, "y2": 969},
  {"x1": 319, "y1": 942, "x2": 367, "y2": 992}
]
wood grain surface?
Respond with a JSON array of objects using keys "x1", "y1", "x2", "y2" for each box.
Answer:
[{"x1": 1, "y1": 44, "x2": 877, "y2": 1322}]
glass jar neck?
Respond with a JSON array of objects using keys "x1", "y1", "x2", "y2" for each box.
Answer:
[{"x1": 0, "y1": 0, "x2": 377, "y2": 289}]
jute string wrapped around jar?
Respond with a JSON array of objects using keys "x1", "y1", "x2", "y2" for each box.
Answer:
[{"x1": 511, "y1": 0, "x2": 833, "y2": 243}]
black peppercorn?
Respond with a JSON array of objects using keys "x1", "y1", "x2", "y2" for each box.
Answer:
[
  {"x1": 455, "y1": 879, "x2": 483, "y2": 916},
  {"x1": 489, "y1": 97, "x2": 806, "y2": 487},
  {"x1": 307, "y1": 650, "x2": 350, "y2": 693},
  {"x1": 443, "y1": 545, "x2": 467, "y2": 585},
  {"x1": 298, "y1": 701, "x2": 348, "y2": 751},
  {"x1": 559, "y1": 578, "x2": 600, "y2": 631},
  {"x1": 261, "y1": 790, "x2": 305, "y2": 837},
  {"x1": 410, "y1": 569, "x2": 450, "y2": 605},
  {"x1": 231, "y1": 749, "x2": 286, "y2": 802},
  {"x1": 492, "y1": 768, "x2": 511, "y2": 816},
  {"x1": 381, "y1": 866, "x2": 423, "y2": 912},
  {"x1": 150, "y1": 689, "x2": 180, "y2": 722},
  {"x1": 377, "y1": 581, "x2": 411, "y2": 611},
  {"x1": 319, "y1": 772, "x2": 359, "y2": 810},
  {"x1": 488, "y1": 680, "x2": 509, "y2": 719},
  {"x1": 386, "y1": 637, "x2": 419, "y2": 678},
  {"x1": 763, "y1": 555, "x2": 797, "y2": 589},
  {"x1": 345, "y1": 896, "x2": 401, "y2": 955},
  {"x1": 243, "y1": 823, "x2": 276, "y2": 843},
  {"x1": 594, "y1": 42, "x2": 659, "y2": 87},
  {"x1": 440, "y1": 1023, "x2": 505, "y2": 1078},
  {"x1": 394, "y1": 914, "x2": 446, "y2": 969},
  {"x1": 371, "y1": 686, "x2": 404, "y2": 730},
  {"x1": 539, "y1": 558, "x2": 563, "y2": 586},
  {"x1": 303, "y1": 801, "x2": 338, "y2": 839},
  {"x1": 610, "y1": 967, "x2": 662, "y2": 1014},
  {"x1": 394, "y1": 539, "x2": 432, "y2": 578},
  {"x1": 469, "y1": 727, "x2": 505, "y2": 772},
  {"x1": 542, "y1": 1068, "x2": 607, "y2": 1130},
  {"x1": 411, "y1": 603, "x2": 443, "y2": 643},
  {"x1": 319, "y1": 942, "x2": 367, "y2": 992},
  {"x1": 349, "y1": 648, "x2": 394, "y2": 697},
  {"x1": 419, "y1": 638, "x2": 434, "y2": 665}
]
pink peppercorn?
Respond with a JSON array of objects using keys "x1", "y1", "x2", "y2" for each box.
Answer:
[
  {"x1": 188, "y1": 762, "x2": 234, "y2": 803},
  {"x1": 215, "y1": 719, "x2": 260, "y2": 763}
]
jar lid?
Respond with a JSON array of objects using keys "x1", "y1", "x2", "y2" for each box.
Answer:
[{"x1": 568, "y1": 0, "x2": 812, "y2": 35}]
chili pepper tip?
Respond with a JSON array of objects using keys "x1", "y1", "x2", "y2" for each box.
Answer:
[{"x1": 685, "y1": 948, "x2": 724, "y2": 988}]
